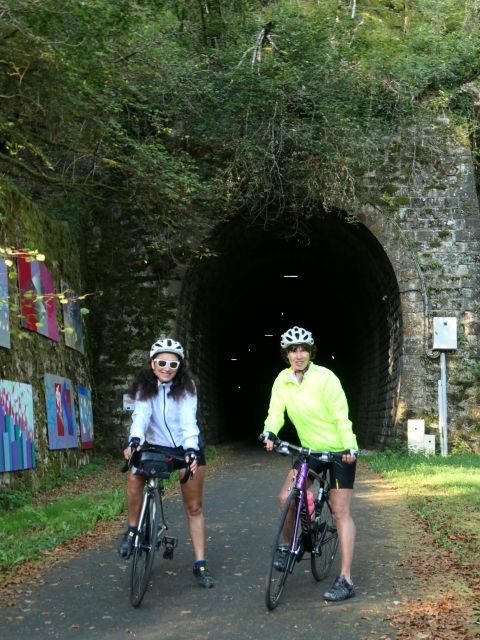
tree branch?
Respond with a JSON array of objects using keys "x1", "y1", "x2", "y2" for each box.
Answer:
[{"x1": 0, "y1": 151, "x2": 125, "y2": 192}]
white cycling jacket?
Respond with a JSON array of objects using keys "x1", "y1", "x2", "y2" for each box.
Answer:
[{"x1": 129, "y1": 380, "x2": 200, "y2": 451}]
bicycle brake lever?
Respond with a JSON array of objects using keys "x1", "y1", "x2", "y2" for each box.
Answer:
[{"x1": 120, "y1": 449, "x2": 137, "y2": 473}]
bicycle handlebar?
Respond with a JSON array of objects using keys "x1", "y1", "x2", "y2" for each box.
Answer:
[
  {"x1": 258, "y1": 432, "x2": 355, "y2": 463},
  {"x1": 120, "y1": 448, "x2": 195, "y2": 483}
]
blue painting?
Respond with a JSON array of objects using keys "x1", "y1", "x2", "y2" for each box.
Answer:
[
  {"x1": 44, "y1": 374, "x2": 78, "y2": 450},
  {"x1": 78, "y1": 386, "x2": 94, "y2": 449},
  {"x1": 0, "y1": 260, "x2": 10, "y2": 349},
  {"x1": 61, "y1": 281, "x2": 84, "y2": 354},
  {"x1": 0, "y1": 380, "x2": 35, "y2": 472}
]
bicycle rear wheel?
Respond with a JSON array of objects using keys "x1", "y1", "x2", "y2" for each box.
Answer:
[
  {"x1": 130, "y1": 486, "x2": 160, "y2": 607},
  {"x1": 311, "y1": 497, "x2": 338, "y2": 582},
  {"x1": 265, "y1": 488, "x2": 299, "y2": 610}
]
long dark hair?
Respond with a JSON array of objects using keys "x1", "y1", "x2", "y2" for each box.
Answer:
[{"x1": 127, "y1": 360, "x2": 199, "y2": 402}]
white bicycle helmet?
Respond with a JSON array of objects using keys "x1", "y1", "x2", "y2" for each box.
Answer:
[
  {"x1": 150, "y1": 338, "x2": 185, "y2": 360},
  {"x1": 280, "y1": 326, "x2": 314, "y2": 349}
]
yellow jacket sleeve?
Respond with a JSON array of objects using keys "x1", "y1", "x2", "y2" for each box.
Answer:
[{"x1": 264, "y1": 373, "x2": 285, "y2": 435}]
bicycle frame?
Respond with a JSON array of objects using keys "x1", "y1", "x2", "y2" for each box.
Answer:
[
  {"x1": 287, "y1": 458, "x2": 315, "y2": 566},
  {"x1": 135, "y1": 478, "x2": 167, "y2": 552}
]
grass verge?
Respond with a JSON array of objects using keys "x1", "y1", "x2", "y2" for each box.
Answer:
[
  {"x1": 362, "y1": 451, "x2": 480, "y2": 638},
  {"x1": 362, "y1": 451, "x2": 480, "y2": 561}
]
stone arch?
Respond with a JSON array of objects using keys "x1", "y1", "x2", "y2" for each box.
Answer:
[{"x1": 172, "y1": 207, "x2": 425, "y2": 448}]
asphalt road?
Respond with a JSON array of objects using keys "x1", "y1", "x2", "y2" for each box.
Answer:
[{"x1": 0, "y1": 444, "x2": 419, "y2": 639}]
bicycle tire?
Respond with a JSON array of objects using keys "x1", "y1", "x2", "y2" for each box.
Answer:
[
  {"x1": 310, "y1": 497, "x2": 339, "y2": 582},
  {"x1": 130, "y1": 486, "x2": 160, "y2": 607},
  {"x1": 265, "y1": 488, "x2": 299, "y2": 610}
]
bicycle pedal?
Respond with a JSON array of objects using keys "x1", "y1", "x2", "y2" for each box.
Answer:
[{"x1": 159, "y1": 535, "x2": 178, "y2": 558}]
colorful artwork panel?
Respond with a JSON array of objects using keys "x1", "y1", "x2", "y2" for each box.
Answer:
[
  {"x1": 61, "y1": 281, "x2": 84, "y2": 354},
  {"x1": 18, "y1": 257, "x2": 58, "y2": 342},
  {"x1": 0, "y1": 260, "x2": 10, "y2": 349},
  {"x1": 0, "y1": 380, "x2": 35, "y2": 472},
  {"x1": 78, "y1": 386, "x2": 94, "y2": 450},
  {"x1": 45, "y1": 374, "x2": 77, "y2": 450}
]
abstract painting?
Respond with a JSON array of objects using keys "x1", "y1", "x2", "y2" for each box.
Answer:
[
  {"x1": 18, "y1": 256, "x2": 58, "y2": 342},
  {"x1": 61, "y1": 281, "x2": 84, "y2": 354},
  {"x1": 45, "y1": 374, "x2": 77, "y2": 450},
  {"x1": 0, "y1": 380, "x2": 35, "y2": 472},
  {"x1": 78, "y1": 386, "x2": 94, "y2": 449},
  {"x1": 0, "y1": 260, "x2": 10, "y2": 349}
]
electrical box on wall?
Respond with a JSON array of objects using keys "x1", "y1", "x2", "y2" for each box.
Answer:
[
  {"x1": 424, "y1": 435, "x2": 435, "y2": 456},
  {"x1": 408, "y1": 419, "x2": 425, "y2": 452},
  {"x1": 433, "y1": 317, "x2": 457, "y2": 350}
]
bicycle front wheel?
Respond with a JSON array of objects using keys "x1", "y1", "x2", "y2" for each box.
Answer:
[
  {"x1": 311, "y1": 498, "x2": 339, "y2": 582},
  {"x1": 265, "y1": 488, "x2": 299, "y2": 610},
  {"x1": 130, "y1": 486, "x2": 160, "y2": 607}
]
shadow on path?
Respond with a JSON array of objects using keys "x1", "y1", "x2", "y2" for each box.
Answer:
[{"x1": 0, "y1": 444, "x2": 421, "y2": 639}]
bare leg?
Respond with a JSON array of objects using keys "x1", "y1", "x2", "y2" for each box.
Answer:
[
  {"x1": 126, "y1": 472, "x2": 147, "y2": 527},
  {"x1": 180, "y1": 466, "x2": 206, "y2": 561},
  {"x1": 329, "y1": 488, "x2": 355, "y2": 583}
]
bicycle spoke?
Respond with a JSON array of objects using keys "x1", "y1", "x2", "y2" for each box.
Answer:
[{"x1": 311, "y1": 497, "x2": 339, "y2": 582}]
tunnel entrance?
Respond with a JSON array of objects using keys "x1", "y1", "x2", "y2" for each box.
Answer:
[{"x1": 178, "y1": 212, "x2": 402, "y2": 448}]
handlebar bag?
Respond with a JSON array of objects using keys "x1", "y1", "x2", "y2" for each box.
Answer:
[{"x1": 133, "y1": 447, "x2": 174, "y2": 479}]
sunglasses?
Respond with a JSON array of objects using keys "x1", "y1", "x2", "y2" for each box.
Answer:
[{"x1": 153, "y1": 359, "x2": 180, "y2": 370}]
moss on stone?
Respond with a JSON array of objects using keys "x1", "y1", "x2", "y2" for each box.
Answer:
[{"x1": 0, "y1": 181, "x2": 94, "y2": 491}]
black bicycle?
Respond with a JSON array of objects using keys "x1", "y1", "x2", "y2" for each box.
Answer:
[
  {"x1": 259, "y1": 434, "x2": 341, "y2": 610},
  {"x1": 121, "y1": 446, "x2": 193, "y2": 607}
]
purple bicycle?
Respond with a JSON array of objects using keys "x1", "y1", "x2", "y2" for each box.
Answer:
[{"x1": 259, "y1": 433, "x2": 343, "y2": 610}]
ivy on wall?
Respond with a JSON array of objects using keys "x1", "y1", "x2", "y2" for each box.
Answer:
[{"x1": 1, "y1": 0, "x2": 480, "y2": 251}]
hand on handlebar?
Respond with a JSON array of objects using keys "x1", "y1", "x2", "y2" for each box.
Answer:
[
  {"x1": 341, "y1": 449, "x2": 358, "y2": 465},
  {"x1": 184, "y1": 451, "x2": 198, "y2": 474},
  {"x1": 260, "y1": 431, "x2": 277, "y2": 452},
  {"x1": 123, "y1": 437, "x2": 141, "y2": 460},
  {"x1": 264, "y1": 438, "x2": 275, "y2": 451}
]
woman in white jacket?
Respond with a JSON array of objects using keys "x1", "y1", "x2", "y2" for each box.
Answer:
[{"x1": 118, "y1": 338, "x2": 213, "y2": 589}]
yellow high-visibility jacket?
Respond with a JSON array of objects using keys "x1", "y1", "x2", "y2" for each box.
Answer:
[{"x1": 264, "y1": 363, "x2": 358, "y2": 451}]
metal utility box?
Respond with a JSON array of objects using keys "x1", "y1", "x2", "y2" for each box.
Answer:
[
  {"x1": 408, "y1": 419, "x2": 425, "y2": 453},
  {"x1": 424, "y1": 435, "x2": 435, "y2": 456},
  {"x1": 433, "y1": 317, "x2": 457, "y2": 350}
]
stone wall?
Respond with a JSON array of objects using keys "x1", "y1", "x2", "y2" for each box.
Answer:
[
  {"x1": 358, "y1": 123, "x2": 480, "y2": 448},
  {"x1": 90, "y1": 124, "x2": 480, "y2": 452},
  {"x1": 0, "y1": 182, "x2": 95, "y2": 490}
]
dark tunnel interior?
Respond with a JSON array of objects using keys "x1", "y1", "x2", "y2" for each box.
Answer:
[{"x1": 183, "y1": 213, "x2": 403, "y2": 448}]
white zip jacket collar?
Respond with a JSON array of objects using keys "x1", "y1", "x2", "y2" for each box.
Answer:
[{"x1": 129, "y1": 380, "x2": 200, "y2": 451}]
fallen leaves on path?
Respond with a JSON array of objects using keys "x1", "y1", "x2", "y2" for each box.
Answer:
[{"x1": 384, "y1": 522, "x2": 480, "y2": 638}]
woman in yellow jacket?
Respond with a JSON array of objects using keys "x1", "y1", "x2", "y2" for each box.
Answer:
[{"x1": 263, "y1": 326, "x2": 358, "y2": 602}]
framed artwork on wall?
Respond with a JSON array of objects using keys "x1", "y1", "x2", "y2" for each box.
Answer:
[
  {"x1": 0, "y1": 380, "x2": 35, "y2": 472},
  {"x1": 18, "y1": 256, "x2": 58, "y2": 341},
  {"x1": 0, "y1": 260, "x2": 10, "y2": 349},
  {"x1": 44, "y1": 374, "x2": 77, "y2": 450},
  {"x1": 61, "y1": 281, "x2": 84, "y2": 354},
  {"x1": 78, "y1": 386, "x2": 94, "y2": 449}
]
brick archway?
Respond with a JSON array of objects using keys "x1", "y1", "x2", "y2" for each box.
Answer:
[{"x1": 174, "y1": 209, "x2": 421, "y2": 448}]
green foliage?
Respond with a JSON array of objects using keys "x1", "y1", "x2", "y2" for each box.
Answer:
[
  {"x1": 363, "y1": 451, "x2": 480, "y2": 560},
  {"x1": 0, "y1": 490, "x2": 126, "y2": 571},
  {"x1": 1, "y1": 0, "x2": 480, "y2": 244},
  {"x1": 0, "y1": 456, "x2": 105, "y2": 511}
]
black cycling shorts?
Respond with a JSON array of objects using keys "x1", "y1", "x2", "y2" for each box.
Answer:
[
  {"x1": 132, "y1": 442, "x2": 206, "y2": 475},
  {"x1": 293, "y1": 455, "x2": 356, "y2": 489}
]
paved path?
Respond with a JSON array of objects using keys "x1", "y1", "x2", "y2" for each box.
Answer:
[{"x1": 0, "y1": 445, "x2": 420, "y2": 639}]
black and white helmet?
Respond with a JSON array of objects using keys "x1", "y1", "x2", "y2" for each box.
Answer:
[
  {"x1": 150, "y1": 338, "x2": 184, "y2": 360},
  {"x1": 280, "y1": 326, "x2": 314, "y2": 349}
]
